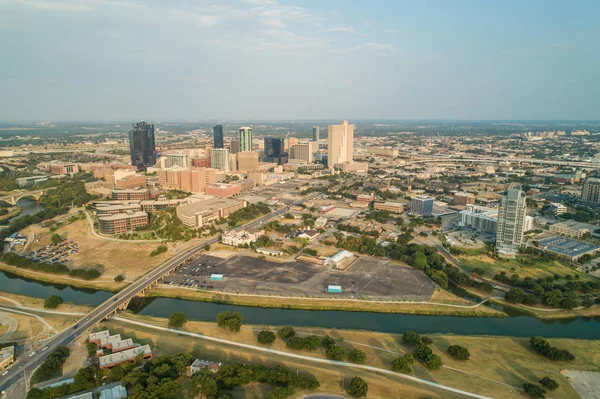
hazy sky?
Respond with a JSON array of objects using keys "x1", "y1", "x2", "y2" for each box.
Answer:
[{"x1": 1, "y1": 0, "x2": 599, "y2": 121}]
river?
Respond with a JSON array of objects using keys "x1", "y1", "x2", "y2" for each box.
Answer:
[
  {"x1": 15, "y1": 197, "x2": 44, "y2": 216},
  {"x1": 0, "y1": 270, "x2": 599, "y2": 339}
]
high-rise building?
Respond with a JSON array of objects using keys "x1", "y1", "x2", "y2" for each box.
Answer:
[
  {"x1": 312, "y1": 126, "x2": 320, "y2": 142},
  {"x1": 160, "y1": 153, "x2": 191, "y2": 169},
  {"x1": 411, "y1": 195, "x2": 434, "y2": 217},
  {"x1": 237, "y1": 151, "x2": 259, "y2": 172},
  {"x1": 283, "y1": 137, "x2": 298, "y2": 152},
  {"x1": 210, "y1": 148, "x2": 230, "y2": 172},
  {"x1": 263, "y1": 137, "x2": 284, "y2": 163},
  {"x1": 229, "y1": 139, "x2": 240, "y2": 154},
  {"x1": 327, "y1": 120, "x2": 354, "y2": 169},
  {"x1": 290, "y1": 144, "x2": 313, "y2": 163},
  {"x1": 496, "y1": 184, "x2": 527, "y2": 250},
  {"x1": 582, "y1": 178, "x2": 600, "y2": 203},
  {"x1": 129, "y1": 121, "x2": 156, "y2": 170},
  {"x1": 239, "y1": 127, "x2": 253, "y2": 152},
  {"x1": 213, "y1": 125, "x2": 224, "y2": 149}
]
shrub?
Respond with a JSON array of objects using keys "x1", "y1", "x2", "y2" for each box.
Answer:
[
  {"x1": 44, "y1": 295, "x2": 63, "y2": 309},
  {"x1": 114, "y1": 274, "x2": 125, "y2": 282},
  {"x1": 530, "y1": 337, "x2": 575, "y2": 361},
  {"x1": 539, "y1": 377, "x2": 558, "y2": 391},
  {"x1": 168, "y1": 312, "x2": 188, "y2": 329},
  {"x1": 347, "y1": 349, "x2": 366, "y2": 364},
  {"x1": 392, "y1": 354, "x2": 414, "y2": 373},
  {"x1": 347, "y1": 376, "x2": 368, "y2": 398},
  {"x1": 216, "y1": 311, "x2": 243, "y2": 332},
  {"x1": 149, "y1": 245, "x2": 168, "y2": 257},
  {"x1": 322, "y1": 335, "x2": 336, "y2": 348},
  {"x1": 421, "y1": 336, "x2": 433, "y2": 345},
  {"x1": 447, "y1": 345, "x2": 470, "y2": 360},
  {"x1": 257, "y1": 331, "x2": 276, "y2": 345},
  {"x1": 523, "y1": 383, "x2": 546, "y2": 398},
  {"x1": 326, "y1": 345, "x2": 345, "y2": 361},
  {"x1": 402, "y1": 331, "x2": 421, "y2": 345},
  {"x1": 286, "y1": 336, "x2": 306, "y2": 350},
  {"x1": 51, "y1": 233, "x2": 63, "y2": 244},
  {"x1": 278, "y1": 326, "x2": 296, "y2": 339},
  {"x1": 413, "y1": 343, "x2": 433, "y2": 361},
  {"x1": 303, "y1": 335, "x2": 321, "y2": 350},
  {"x1": 425, "y1": 354, "x2": 443, "y2": 370},
  {"x1": 30, "y1": 346, "x2": 70, "y2": 384},
  {"x1": 204, "y1": 244, "x2": 211, "y2": 251}
]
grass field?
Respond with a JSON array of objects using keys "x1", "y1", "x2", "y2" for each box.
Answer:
[
  {"x1": 105, "y1": 313, "x2": 600, "y2": 399},
  {"x1": 492, "y1": 298, "x2": 600, "y2": 319},
  {"x1": 459, "y1": 254, "x2": 598, "y2": 283},
  {"x1": 149, "y1": 286, "x2": 506, "y2": 317},
  {"x1": 0, "y1": 291, "x2": 92, "y2": 314}
]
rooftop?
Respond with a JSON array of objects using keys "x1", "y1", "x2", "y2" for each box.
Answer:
[
  {"x1": 99, "y1": 345, "x2": 152, "y2": 368},
  {"x1": 176, "y1": 197, "x2": 245, "y2": 218},
  {"x1": 97, "y1": 211, "x2": 148, "y2": 221},
  {"x1": 537, "y1": 235, "x2": 598, "y2": 257}
]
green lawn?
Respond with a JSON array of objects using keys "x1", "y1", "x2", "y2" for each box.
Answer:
[{"x1": 458, "y1": 254, "x2": 599, "y2": 283}]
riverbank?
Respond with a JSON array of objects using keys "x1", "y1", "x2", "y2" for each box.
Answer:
[
  {"x1": 148, "y1": 286, "x2": 507, "y2": 318},
  {"x1": 105, "y1": 312, "x2": 600, "y2": 399},
  {"x1": 490, "y1": 298, "x2": 600, "y2": 320}
]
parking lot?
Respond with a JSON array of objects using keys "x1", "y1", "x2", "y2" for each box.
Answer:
[
  {"x1": 162, "y1": 253, "x2": 435, "y2": 301},
  {"x1": 26, "y1": 241, "x2": 79, "y2": 264}
]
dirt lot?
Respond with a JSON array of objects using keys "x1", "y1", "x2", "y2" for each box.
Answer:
[{"x1": 163, "y1": 253, "x2": 435, "y2": 301}]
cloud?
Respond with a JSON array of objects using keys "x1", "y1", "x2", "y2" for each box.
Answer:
[
  {"x1": 0, "y1": 0, "x2": 91, "y2": 12},
  {"x1": 327, "y1": 25, "x2": 355, "y2": 32}
]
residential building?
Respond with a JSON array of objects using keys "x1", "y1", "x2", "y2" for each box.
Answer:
[
  {"x1": 459, "y1": 208, "x2": 498, "y2": 234},
  {"x1": 206, "y1": 183, "x2": 241, "y2": 197},
  {"x1": 550, "y1": 220, "x2": 592, "y2": 238},
  {"x1": 98, "y1": 211, "x2": 149, "y2": 235},
  {"x1": 289, "y1": 144, "x2": 313, "y2": 163},
  {"x1": 213, "y1": 124, "x2": 224, "y2": 149},
  {"x1": 581, "y1": 178, "x2": 600, "y2": 203},
  {"x1": 176, "y1": 197, "x2": 246, "y2": 228},
  {"x1": 239, "y1": 127, "x2": 253, "y2": 152},
  {"x1": 411, "y1": 195, "x2": 434, "y2": 217},
  {"x1": 327, "y1": 120, "x2": 354, "y2": 169},
  {"x1": 129, "y1": 121, "x2": 156, "y2": 170},
  {"x1": 312, "y1": 126, "x2": 320, "y2": 143},
  {"x1": 160, "y1": 153, "x2": 191, "y2": 169},
  {"x1": 210, "y1": 148, "x2": 230, "y2": 172},
  {"x1": 187, "y1": 359, "x2": 221, "y2": 377},
  {"x1": 496, "y1": 184, "x2": 527, "y2": 250},
  {"x1": 237, "y1": 151, "x2": 259, "y2": 172},
  {"x1": 374, "y1": 202, "x2": 404, "y2": 214},
  {"x1": 99, "y1": 345, "x2": 152, "y2": 369},
  {"x1": 221, "y1": 229, "x2": 263, "y2": 246},
  {"x1": 88, "y1": 330, "x2": 134, "y2": 353},
  {"x1": 452, "y1": 192, "x2": 476, "y2": 206},
  {"x1": 112, "y1": 188, "x2": 150, "y2": 201}
]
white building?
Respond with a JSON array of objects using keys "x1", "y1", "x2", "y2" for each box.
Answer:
[{"x1": 221, "y1": 229, "x2": 263, "y2": 246}]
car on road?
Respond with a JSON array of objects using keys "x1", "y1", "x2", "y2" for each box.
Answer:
[
  {"x1": 42, "y1": 346, "x2": 48, "y2": 351},
  {"x1": 1, "y1": 371, "x2": 8, "y2": 376},
  {"x1": 29, "y1": 351, "x2": 36, "y2": 357}
]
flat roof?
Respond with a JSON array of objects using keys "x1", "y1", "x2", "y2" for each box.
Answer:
[
  {"x1": 551, "y1": 220, "x2": 593, "y2": 231},
  {"x1": 537, "y1": 235, "x2": 598, "y2": 257},
  {"x1": 176, "y1": 197, "x2": 245, "y2": 218},
  {"x1": 99, "y1": 345, "x2": 152, "y2": 368},
  {"x1": 98, "y1": 211, "x2": 148, "y2": 221}
]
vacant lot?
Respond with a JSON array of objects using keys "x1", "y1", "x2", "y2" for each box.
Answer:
[{"x1": 163, "y1": 253, "x2": 436, "y2": 301}]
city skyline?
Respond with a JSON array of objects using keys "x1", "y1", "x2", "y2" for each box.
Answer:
[{"x1": 1, "y1": 0, "x2": 599, "y2": 121}]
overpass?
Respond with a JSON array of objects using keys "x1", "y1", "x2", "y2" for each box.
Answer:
[
  {"x1": 0, "y1": 190, "x2": 46, "y2": 206},
  {"x1": 0, "y1": 194, "x2": 318, "y2": 392},
  {"x1": 398, "y1": 153, "x2": 600, "y2": 168}
]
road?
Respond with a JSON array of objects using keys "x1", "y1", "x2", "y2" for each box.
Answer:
[{"x1": 0, "y1": 196, "x2": 316, "y2": 393}]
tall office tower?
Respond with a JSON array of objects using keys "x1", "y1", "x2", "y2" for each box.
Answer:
[
  {"x1": 289, "y1": 144, "x2": 313, "y2": 163},
  {"x1": 230, "y1": 139, "x2": 240, "y2": 154},
  {"x1": 496, "y1": 184, "x2": 527, "y2": 250},
  {"x1": 327, "y1": 120, "x2": 354, "y2": 169},
  {"x1": 582, "y1": 178, "x2": 600, "y2": 202},
  {"x1": 210, "y1": 148, "x2": 230, "y2": 172},
  {"x1": 411, "y1": 195, "x2": 434, "y2": 217},
  {"x1": 312, "y1": 126, "x2": 320, "y2": 142},
  {"x1": 237, "y1": 151, "x2": 259, "y2": 172},
  {"x1": 264, "y1": 137, "x2": 284, "y2": 159},
  {"x1": 129, "y1": 121, "x2": 156, "y2": 170},
  {"x1": 213, "y1": 125, "x2": 224, "y2": 149},
  {"x1": 239, "y1": 127, "x2": 253, "y2": 152}
]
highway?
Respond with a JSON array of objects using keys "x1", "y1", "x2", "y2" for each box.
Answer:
[{"x1": 0, "y1": 195, "x2": 316, "y2": 393}]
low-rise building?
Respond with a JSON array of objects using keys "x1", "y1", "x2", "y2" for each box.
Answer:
[
  {"x1": 373, "y1": 202, "x2": 404, "y2": 214},
  {"x1": 114, "y1": 173, "x2": 147, "y2": 189},
  {"x1": 206, "y1": 183, "x2": 241, "y2": 197},
  {"x1": 549, "y1": 203, "x2": 568, "y2": 215},
  {"x1": 298, "y1": 229, "x2": 319, "y2": 241},
  {"x1": 95, "y1": 203, "x2": 142, "y2": 215},
  {"x1": 534, "y1": 235, "x2": 598, "y2": 261},
  {"x1": 256, "y1": 247, "x2": 285, "y2": 257},
  {"x1": 112, "y1": 189, "x2": 150, "y2": 201},
  {"x1": 176, "y1": 198, "x2": 246, "y2": 228},
  {"x1": 550, "y1": 220, "x2": 592, "y2": 238},
  {"x1": 98, "y1": 211, "x2": 149, "y2": 235},
  {"x1": 452, "y1": 192, "x2": 476, "y2": 205},
  {"x1": 186, "y1": 359, "x2": 221, "y2": 377},
  {"x1": 324, "y1": 250, "x2": 355, "y2": 268},
  {"x1": 15, "y1": 175, "x2": 49, "y2": 188},
  {"x1": 221, "y1": 229, "x2": 263, "y2": 246},
  {"x1": 0, "y1": 346, "x2": 15, "y2": 370},
  {"x1": 99, "y1": 345, "x2": 152, "y2": 369}
]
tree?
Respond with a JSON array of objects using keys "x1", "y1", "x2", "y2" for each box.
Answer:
[
  {"x1": 322, "y1": 335, "x2": 336, "y2": 348},
  {"x1": 257, "y1": 331, "x2": 276, "y2": 345},
  {"x1": 114, "y1": 274, "x2": 125, "y2": 282},
  {"x1": 51, "y1": 233, "x2": 63, "y2": 244},
  {"x1": 286, "y1": 336, "x2": 306, "y2": 350},
  {"x1": 303, "y1": 335, "x2": 321, "y2": 350},
  {"x1": 348, "y1": 349, "x2": 366, "y2": 364},
  {"x1": 425, "y1": 354, "x2": 443, "y2": 370},
  {"x1": 539, "y1": 377, "x2": 559, "y2": 391},
  {"x1": 392, "y1": 355, "x2": 414, "y2": 373},
  {"x1": 44, "y1": 295, "x2": 63, "y2": 309},
  {"x1": 447, "y1": 345, "x2": 470, "y2": 360},
  {"x1": 413, "y1": 343, "x2": 433, "y2": 361},
  {"x1": 505, "y1": 288, "x2": 525, "y2": 303},
  {"x1": 204, "y1": 244, "x2": 211, "y2": 251},
  {"x1": 168, "y1": 312, "x2": 188, "y2": 329},
  {"x1": 278, "y1": 326, "x2": 296, "y2": 339},
  {"x1": 216, "y1": 311, "x2": 243, "y2": 332},
  {"x1": 402, "y1": 331, "x2": 421, "y2": 345},
  {"x1": 326, "y1": 345, "x2": 346, "y2": 361},
  {"x1": 347, "y1": 376, "x2": 368, "y2": 398},
  {"x1": 191, "y1": 369, "x2": 219, "y2": 398},
  {"x1": 421, "y1": 336, "x2": 433, "y2": 345},
  {"x1": 523, "y1": 383, "x2": 546, "y2": 398}
]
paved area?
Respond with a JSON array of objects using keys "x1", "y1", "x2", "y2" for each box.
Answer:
[
  {"x1": 162, "y1": 253, "x2": 435, "y2": 301},
  {"x1": 0, "y1": 311, "x2": 18, "y2": 342},
  {"x1": 564, "y1": 370, "x2": 600, "y2": 399}
]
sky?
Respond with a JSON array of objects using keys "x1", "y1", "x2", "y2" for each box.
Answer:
[{"x1": 0, "y1": 0, "x2": 599, "y2": 122}]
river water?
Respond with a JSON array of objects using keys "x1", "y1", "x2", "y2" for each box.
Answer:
[{"x1": 0, "y1": 270, "x2": 599, "y2": 339}]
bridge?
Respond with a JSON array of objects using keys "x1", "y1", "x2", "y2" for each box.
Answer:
[
  {"x1": 397, "y1": 153, "x2": 600, "y2": 168},
  {"x1": 0, "y1": 190, "x2": 46, "y2": 205},
  {"x1": 0, "y1": 195, "x2": 318, "y2": 392}
]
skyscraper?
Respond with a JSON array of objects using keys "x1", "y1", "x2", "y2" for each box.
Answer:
[
  {"x1": 210, "y1": 148, "x2": 230, "y2": 172},
  {"x1": 582, "y1": 178, "x2": 600, "y2": 203},
  {"x1": 496, "y1": 184, "x2": 527, "y2": 250},
  {"x1": 213, "y1": 125, "x2": 224, "y2": 149},
  {"x1": 411, "y1": 195, "x2": 434, "y2": 217},
  {"x1": 129, "y1": 121, "x2": 156, "y2": 170},
  {"x1": 239, "y1": 127, "x2": 253, "y2": 152},
  {"x1": 312, "y1": 126, "x2": 320, "y2": 142},
  {"x1": 229, "y1": 139, "x2": 240, "y2": 154},
  {"x1": 327, "y1": 120, "x2": 354, "y2": 169},
  {"x1": 264, "y1": 137, "x2": 284, "y2": 159}
]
